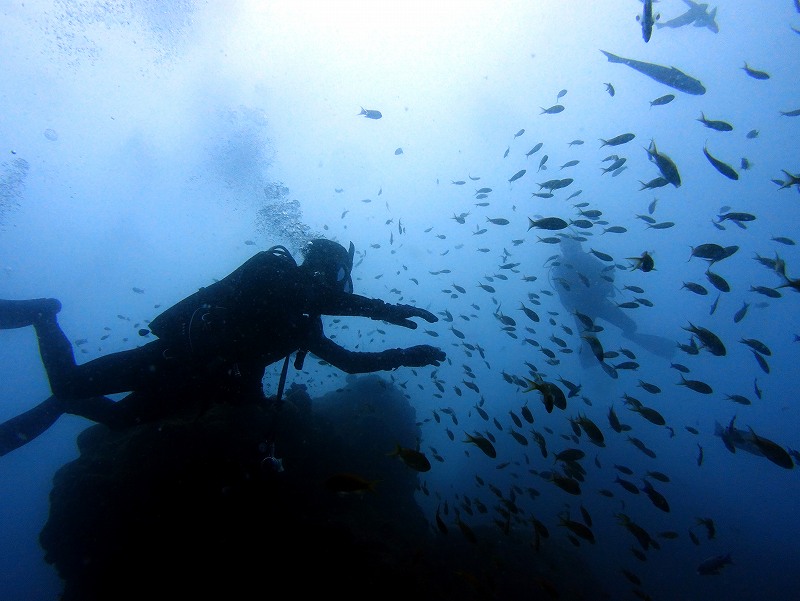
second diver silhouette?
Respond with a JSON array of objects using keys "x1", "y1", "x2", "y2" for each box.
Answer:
[{"x1": 548, "y1": 237, "x2": 675, "y2": 373}]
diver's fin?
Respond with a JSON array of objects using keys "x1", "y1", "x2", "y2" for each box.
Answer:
[
  {"x1": 0, "y1": 395, "x2": 65, "y2": 457},
  {"x1": 0, "y1": 298, "x2": 62, "y2": 329}
]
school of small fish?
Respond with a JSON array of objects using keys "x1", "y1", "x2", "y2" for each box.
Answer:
[{"x1": 326, "y1": 6, "x2": 800, "y2": 597}]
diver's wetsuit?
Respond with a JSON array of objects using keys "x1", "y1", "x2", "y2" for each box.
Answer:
[{"x1": 28, "y1": 247, "x2": 432, "y2": 429}]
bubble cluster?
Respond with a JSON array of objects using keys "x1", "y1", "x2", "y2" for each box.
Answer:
[
  {"x1": 0, "y1": 157, "x2": 30, "y2": 226},
  {"x1": 255, "y1": 182, "x2": 318, "y2": 250}
]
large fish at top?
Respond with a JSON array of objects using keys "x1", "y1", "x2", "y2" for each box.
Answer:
[
  {"x1": 637, "y1": 0, "x2": 659, "y2": 42},
  {"x1": 600, "y1": 50, "x2": 706, "y2": 95}
]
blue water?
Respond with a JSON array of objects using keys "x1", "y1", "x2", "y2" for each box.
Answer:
[{"x1": 1, "y1": 2, "x2": 799, "y2": 599}]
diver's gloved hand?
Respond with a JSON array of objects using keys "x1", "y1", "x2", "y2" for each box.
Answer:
[
  {"x1": 383, "y1": 303, "x2": 439, "y2": 329},
  {"x1": 400, "y1": 345, "x2": 446, "y2": 368}
]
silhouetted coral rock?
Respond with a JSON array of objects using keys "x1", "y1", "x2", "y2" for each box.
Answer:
[
  {"x1": 40, "y1": 375, "x2": 601, "y2": 600},
  {"x1": 40, "y1": 376, "x2": 432, "y2": 600}
]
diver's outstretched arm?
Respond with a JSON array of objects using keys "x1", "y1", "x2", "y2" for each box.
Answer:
[{"x1": 308, "y1": 334, "x2": 445, "y2": 374}]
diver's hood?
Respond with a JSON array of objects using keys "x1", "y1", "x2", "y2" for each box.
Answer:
[{"x1": 303, "y1": 239, "x2": 355, "y2": 293}]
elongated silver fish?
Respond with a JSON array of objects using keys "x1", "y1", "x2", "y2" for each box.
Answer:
[{"x1": 600, "y1": 50, "x2": 706, "y2": 95}]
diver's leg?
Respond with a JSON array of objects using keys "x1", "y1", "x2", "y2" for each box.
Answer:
[
  {"x1": 0, "y1": 394, "x2": 126, "y2": 456},
  {"x1": 594, "y1": 302, "x2": 638, "y2": 335},
  {"x1": 33, "y1": 314, "x2": 172, "y2": 399},
  {"x1": 0, "y1": 298, "x2": 61, "y2": 329},
  {"x1": 31, "y1": 313, "x2": 80, "y2": 397},
  {"x1": 625, "y1": 331, "x2": 677, "y2": 360},
  {"x1": 0, "y1": 396, "x2": 65, "y2": 456},
  {"x1": 64, "y1": 395, "x2": 135, "y2": 429}
]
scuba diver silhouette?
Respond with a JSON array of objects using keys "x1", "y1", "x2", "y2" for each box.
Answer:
[
  {"x1": 0, "y1": 239, "x2": 446, "y2": 456},
  {"x1": 549, "y1": 236, "x2": 675, "y2": 368}
]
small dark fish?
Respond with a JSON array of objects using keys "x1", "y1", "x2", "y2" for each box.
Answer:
[
  {"x1": 601, "y1": 157, "x2": 627, "y2": 174},
  {"x1": 650, "y1": 93, "x2": 675, "y2": 106},
  {"x1": 742, "y1": 63, "x2": 770, "y2": 80},
  {"x1": 641, "y1": 480, "x2": 670, "y2": 512},
  {"x1": 435, "y1": 505, "x2": 448, "y2": 534},
  {"x1": 733, "y1": 302, "x2": 749, "y2": 323},
  {"x1": 750, "y1": 285, "x2": 781, "y2": 298},
  {"x1": 615, "y1": 476, "x2": 640, "y2": 495},
  {"x1": 646, "y1": 139, "x2": 681, "y2": 187},
  {"x1": 746, "y1": 129, "x2": 759, "y2": 139},
  {"x1": 678, "y1": 374, "x2": 713, "y2": 395},
  {"x1": 740, "y1": 338, "x2": 771, "y2": 356},
  {"x1": 690, "y1": 243, "x2": 738, "y2": 263},
  {"x1": 749, "y1": 427, "x2": 794, "y2": 469},
  {"x1": 550, "y1": 473, "x2": 581, "y2": 495},
  {"x1": 538, "y1": 154, "x2": 549, "y2": 171},
  {"x1": 450, "y1": 326, "x2": 466, "y2": 339},
  {"x1": 541, "y1": 104, "x2": 565, "y2": 114},
  {"x1": 510, "y1": 428, "x2": 529, "y2": 446},
  {"x1": 751, "y1": 350, "x2": 770, "y2": 374},
  {"x1": 638, "y1": 380, "x2": 661, "y2": 394},
  {"x1": 697, "y1": 553, "x2": 733, "y2": 576},
  {"x1": 463, "y1": 432, "x2": 497, "y2": 458},
  {"x1": 514, "y1": 128, "x2": 525, "y2": 138},
  {"x1": 600, "y1": 132, "x2": 635, "y2": 147},
  {"x1": 646, "y1": 221, "x2": 676, "y2": 233},
  {"x1": 725, "y1": 393, "x2": 751, "y2": 406},
  {"x1": 604, "y1": 82, "x2": 615, "y2": 96},
  {"x1": 709, "y1": 293, "x2": 721, "y2": 315},
  {"x1": 639, "y1": 177, "x2": 669, "y2": 190},
  {"x1": 528, "y1": 217, "x2": 569, "y2": 231},
  {"x1": 324, "y1": 472, "x2": 378, "y2": 494},
  {"x1": 388, "y1": 445, "x2": 431, "y2": 472},
  {"x1": 705, "y1": 271, "x2": 730, "y2": 292},
  {"x1": 704, "y1": 144, "x2": 739, "y2": 180},
  {"x1": 590, "y1": 248, "x2": 614, "y2": 262},
  {"x1": 628, "y1": 251, "x2": 655, "y2": 272},
  {"x1": 697, "y1": 113, "x2": 733, "y2": 132},
  {"x1": 754, "y1": 378, "x2": 763, "y2": 399},
  {"x1": 508, "y1": 169, "x2": 526, "y2": 183},
  {"x1": 394, "y1": 147, "x2": 403, "y2": 155},
  {"x1": 718, "y1": 211, "x2": 755, "y2": 224},
  {"x1": 683, "y1": 322, "x2": 726, "y2": 356},
  {"x1": 359, "y1": 107, "x2": 382, "y2": 119},
  {"x1": 526, "y1": 142, "x2": 544, "y2": 157}
]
